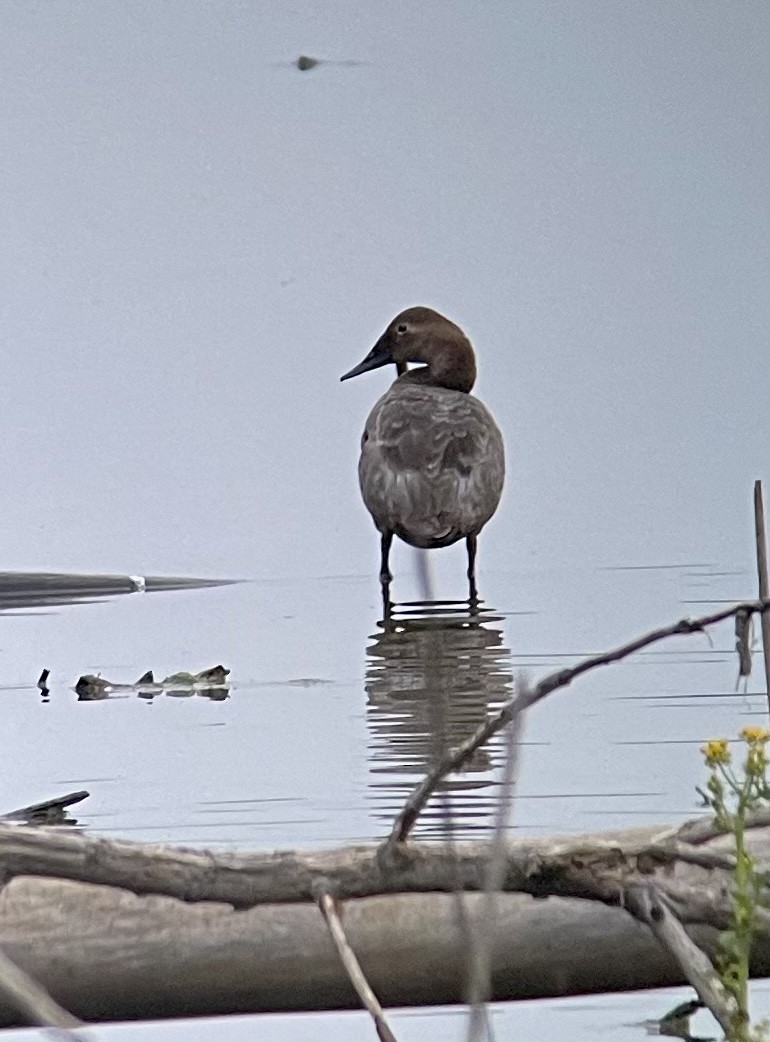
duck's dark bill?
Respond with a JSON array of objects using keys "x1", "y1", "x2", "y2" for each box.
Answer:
[{"x1": 340, "y1": 339, "x2": 393, "y2": 381}]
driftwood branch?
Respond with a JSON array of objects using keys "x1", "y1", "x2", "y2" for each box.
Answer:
[
  {"x1": 2, "y1": 818, "x2": 767, "y2": 930},
  {"x1": 318, "y1": 893, "x2": 399, "y2": 1042},
  {"x1": 640, "y1": 839, "x2": 735, "y2": 873},
  {"x1": 388, "y1": 599, "x2": 770, "y2": 844},
  {"x1": 0, "y1": 946, "x2": 83, "y2": 1032},
  {"x1": 1, "y1": 818, "x2": 770, "y2": 1024},
  {"x1": 675, "y1": 807, "x2": 770, "y2": 846},
  {"x1": 625, "y1": 885, "x2": 737, "y2": 1037}
]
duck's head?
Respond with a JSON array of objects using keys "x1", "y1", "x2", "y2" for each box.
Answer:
[{"x1": 340, "y1": 306, "x2": 477, "y2": 393}]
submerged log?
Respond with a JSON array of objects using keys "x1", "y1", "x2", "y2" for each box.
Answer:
[
  {"x1": 0, "y1": 571, "x2": 237, "y2": 613},
  {"x1": 0, "y1": 791, "x2": 89, "y2": 826},
  {"x1": 0, "y1": 818, "x2": 769, "y2": 1025}
]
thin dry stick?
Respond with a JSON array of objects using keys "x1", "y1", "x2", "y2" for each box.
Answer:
[
  {"x1": 433, "y1": 734, "x2": 478, "y2": 992},
  {"x1": 436, "y1": 785, "x2": 477, "y2": 969},
  {"x1": 388, "y1": 599, "x2": 770, "y2": 844},
  {"x1": 624, "y1": 885, "x2": 736, "y2": 1038},
  {"x1": 676, "y1": 805, "x2": 770, "y2": 845},
  {"x1": 0, "y1": 946, "x2": 83, "y2": 1033},
  {"x1": 413, "y1": 546, "x2": 435, "y2": 603},
  {"x1": 317, "y1": 892, "x2": 399, "y2": 1042},
  {"x1": 754, "y1": 481, "x2": 770, "y2": 716},
  {"x1": 431, "y1": 682, "x2": 477, "y2": 978},
  {"x1": 414, "y1": 548, "x2": 483, "y2": 1012},
  {"x1": 419, "y1": 581, "x2": 484, "y2": 1036},
  {"x1": 466, "y1": 694, "x2": 524, "y2": 1042}
]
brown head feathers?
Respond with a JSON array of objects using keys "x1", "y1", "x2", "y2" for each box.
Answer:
[{"x1": 340, "y1": 306, "x2": 477, "y2": 393}]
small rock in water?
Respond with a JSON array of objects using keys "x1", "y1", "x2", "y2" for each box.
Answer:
[
  {"x1": 196, "y1": 664, "x2": 230, "y2": 684},
  {"x1": 162, "y1": 672, "x2": 197, "y2": 686},
  {"x1": 75, "y1": 674, "x2": 111, "y2": 700},
  {"x1": 162, "y1": 665, "x2": 230, "y2": 686}
]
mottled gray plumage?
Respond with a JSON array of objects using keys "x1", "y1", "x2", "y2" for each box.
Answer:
[
  {"x1": 359, "y1": 381, "x2": 504, "y2": 550},
  {"x1": 341, "y1": 306, "x2": 505, "y2": 612}
]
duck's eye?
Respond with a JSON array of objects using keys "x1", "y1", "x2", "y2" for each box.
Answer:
[{"x1": 396, "y1": 323, "x2": 408, "y2": 335}]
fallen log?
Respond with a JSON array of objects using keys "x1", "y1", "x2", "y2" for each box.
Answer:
[{"x1": 0, "y1": 817, "x2": 768, "y2": 1026}]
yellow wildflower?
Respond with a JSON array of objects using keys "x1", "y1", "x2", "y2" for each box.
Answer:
[
  {"x1": 739, "y1": 725, "x2": 770, "y2": 744},
  {"x1": 702, "y1": 739, "x2": 731, "y2": 767}
]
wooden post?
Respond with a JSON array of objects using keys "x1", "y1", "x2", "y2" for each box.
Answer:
[{"x1": 754, "y1": 480, "x2": 770, "y2": 716}]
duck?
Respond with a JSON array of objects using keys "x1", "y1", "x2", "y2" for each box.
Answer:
[{"x1": 341, "y1": 306, "x2": 505, "y2": 612}]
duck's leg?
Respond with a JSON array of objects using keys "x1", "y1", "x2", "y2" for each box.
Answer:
[
  {"x1": 466, "y1": 534, "x2": 479, "y2": 604},
  {"x1": 380, "y1": 532, "x2": 393, "y2": 616}
]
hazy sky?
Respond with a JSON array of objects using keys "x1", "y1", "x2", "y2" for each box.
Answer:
[{"x1": 1, "y1": 0, "x2": 767, "y2": 589}]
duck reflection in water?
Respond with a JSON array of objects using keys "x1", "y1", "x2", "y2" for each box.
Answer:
[{"x1": 365, "y1": 601, "x2": 513, "y2": 839}]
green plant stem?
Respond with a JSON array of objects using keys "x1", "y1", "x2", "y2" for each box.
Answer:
[
  {"x1": 733, "y1": 805, "x2": 750, "y2": 1040},
  {"x1": 701, "y1": 735, "x2": 770, "y2": 1040}
]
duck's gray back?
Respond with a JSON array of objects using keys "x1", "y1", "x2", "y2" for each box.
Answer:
[{"x1": 358, "y1": 382, "x2": 505, "y2": 549}]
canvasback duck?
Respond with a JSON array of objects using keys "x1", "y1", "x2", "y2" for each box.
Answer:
[{"x1": 341, "y1": 306, "x2": 504, "y2": 611}]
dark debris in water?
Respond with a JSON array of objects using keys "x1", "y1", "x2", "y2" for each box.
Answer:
[
  {"x1": 75, "y1": 666, "x2": 231, "y2": 702},
  {"x1": 37, "y1": 668, "x2": 51, "y2": 701},
  {"x1": 644, "y1": 996, "x2": 711, "y2": 1040},
  {"x1": 293, "y1": 54, "x2": 369, "y2": 71}
]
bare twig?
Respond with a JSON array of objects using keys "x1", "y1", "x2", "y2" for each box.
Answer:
[
  {"x1": 415, "y1": 585, "x2": 482, "y2": 1035},
  {"x1": 413, "y1": 547, "x2": 435, "y2": 603},
  {"x1": 388, "y1": 599, "x2": 770, "y2": 844},
  {"x1": 624, "y1": 885, "x2": 736, "y2": 1037},
  {"x1": 0, "y1": 946, "x2": 83, "y2": 1032},
  {"x1": 436, "y1": 785, "x2": 478, "y2": 1000},
  {"x1": 754, "y1": 481, "x2": 770, "y2": 715},
  {"x1": 317, "y1": 892, "x2": 399, "y2": 1042},
  {"x1": 433, "y1": 772, "x2": 478, "y2": 995},
  {"x1": 676, "y1": 806, "x2": 770, "y2": 846},
  {"x1": 466, "y1": 687, "x2": 525, "y2": 1042},
  {"x1": 638, "y1": 839, "x2": 736, "y2": 872}
]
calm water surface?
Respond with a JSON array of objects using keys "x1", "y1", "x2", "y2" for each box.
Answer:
[{"x1": 1, "y1": 559, "x2": 766, "y2": 1039}]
